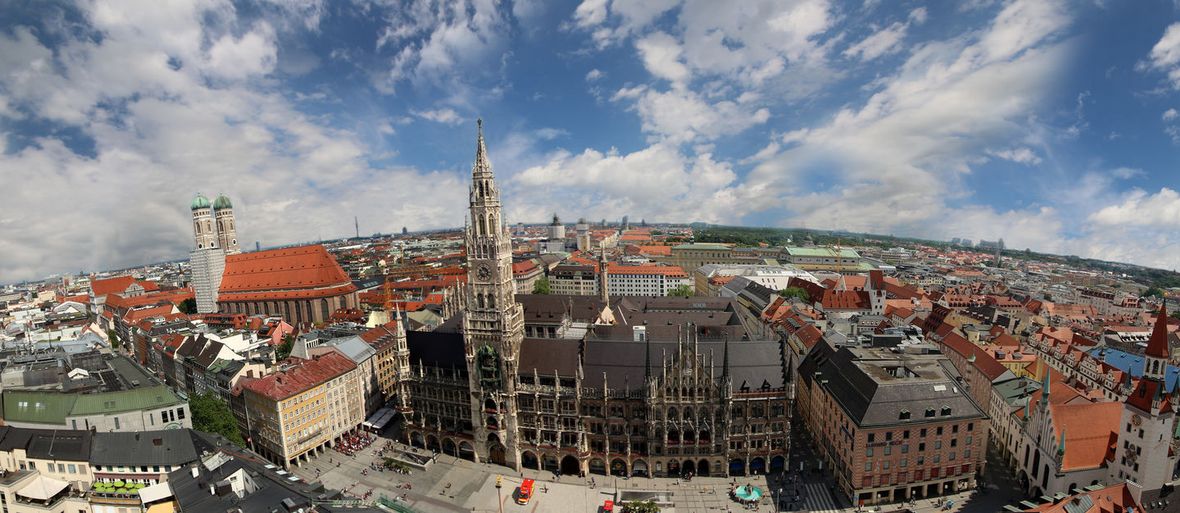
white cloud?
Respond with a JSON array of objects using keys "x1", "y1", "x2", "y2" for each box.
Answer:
[
  {"x1": 0, "y1": 1, "x2": 472, "y2": 282},
  {"x1": 635, "y1": 31, "x2": 689, "y2": 83},
  {"x1": 628, "y1": 87, "x2": 770, "y2": 143},
  {"x1": 1111, "y1": 167, "x2": 1145, "y2": 179},
  {"x1": 1089, "y1": 188, "x2": 1180, "y2": 228},
  {"x1": 510, "y1": 143, "x2": 740, "y2": 223},
  {"x1": 585, "y1": 68, "x2": 605, "y2": 81},
  {"x1": 411, "y1": 108, "x2": 463, "y2": 125},
  {"x1": 908, "y1": 7, "x2": 928, "y2": 24},
  {"x1": 573, "y1": 0, "x2": 609, "y2": 28},
  {"x1": 206, "y1": 23, "x2": 279, "y2": 80},
  {"x1": 1149, "y1": 22, "x2": 1180, "y2": 87},
  {"x1": 1164, "y1": 108, "x2": 1178, "y2": 121},
  {"x1": 988, "y1": 147, "x2": 1042, "y2": 165},
  {"x1": 732, "y1": 0, "x2": 1074, "y2": 253},
  {"x1": 843, "y1": 22, "x2": 908, "y2": 61},
  {"x1": 374, "y1": 0, "x2": 510, "y2": 91}
]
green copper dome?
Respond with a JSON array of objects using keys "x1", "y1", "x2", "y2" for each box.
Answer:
[
  {"x1": 191, "y1": 193, "x2": 211, "y2": 210},
  {"x1": 212, "y1": 193, "x2": 233, "y2": 209}
]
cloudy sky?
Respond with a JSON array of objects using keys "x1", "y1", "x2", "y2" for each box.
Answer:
[{"x1": 3, "y1": 0, "x2": 1180, "y2": 282}]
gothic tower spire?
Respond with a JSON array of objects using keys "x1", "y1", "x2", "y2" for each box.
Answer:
[{"x1": 462, "y1": 119, "x2": 524, "y2": 471}]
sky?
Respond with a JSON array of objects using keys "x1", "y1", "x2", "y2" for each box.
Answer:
[{"x1": 3, "y1": 0, "x2": 1180, "y2": 282}]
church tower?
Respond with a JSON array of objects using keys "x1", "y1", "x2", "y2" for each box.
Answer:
[
  {"x1": 191, "y1": 193, "x2": 218, "y2": 250},
  {"x1": 1110, "y1": 304, "x2": 1178, "y2": 494},
  {"x1": 189, "y1": 193, "x2": 225, "y2": 314},
  {"x1": 462, "y1": 119, "x2": 524, "y2": 469},
  {"x1": 213, "y1": 193, "x2": 240, "y2": 254}
]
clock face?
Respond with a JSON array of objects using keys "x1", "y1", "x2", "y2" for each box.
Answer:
[
  {"x1": 1132, "y1": 414, "x2": 1142, "y2": 426},
  {"x1": 478, "y1": 264, "x2": 491, "y2": 280}
]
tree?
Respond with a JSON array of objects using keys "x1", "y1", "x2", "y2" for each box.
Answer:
[
  {"x1": 178, "y1": 298, "x2": 198, "y2": 314},
  {"x1": 667, "y1": 285, "x2": 694, "y2": 297},
  {"x1": 532, "y1": 277, "x2": 551, "y2": 295},
  {"x1": 276, "y1": 334, "x2": 295, "y2": 361},
  {"x1": 1143, "y1": 287, "x2": 1165, "y2": 298},
  {"x1": 778, "y1": 286, "x2": 810, "y2": 302},
  {"x1": 623, "y1": 500, "x2": 661, "y2": 513},
  {"x1": 189, "y1": 393, "x2": 245, "y2": 446}
]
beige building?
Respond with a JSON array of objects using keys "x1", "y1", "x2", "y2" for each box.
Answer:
[
  {"x1": 0, "y1": 470, "x2": 90, "y2": 513},
  {"x1": 234, "y1": 352, "x2": 364, "y2": 468},
  {"x1": 549, "y1": 264, "x2": 599, "y2": 296}
]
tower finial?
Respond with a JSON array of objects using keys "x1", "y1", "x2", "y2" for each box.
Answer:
[{"x1": 473, "y1": 118, "x2": 492, "y2": 176}]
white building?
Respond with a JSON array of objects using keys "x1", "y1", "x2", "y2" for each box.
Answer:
[
  {"x1": 694, "y1": 263, "x2": 817, "y2": 295},
  {"x1": 606, "y1": 264, "x2": 689, "y2": 296}
]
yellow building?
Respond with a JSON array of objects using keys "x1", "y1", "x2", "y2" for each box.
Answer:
[{"x1": 236, "y1": 352, "x2": 363, "y2": 468}]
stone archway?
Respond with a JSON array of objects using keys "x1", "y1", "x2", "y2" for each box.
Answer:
[
  {"x1": 750, "y1": 457, "x2": 766, "y2": 475},
  {"x1": 697, "y1": 459, "x2": 710, "y2": 477},
  {"x1": 667, "y1": 460, "x2": 680, "y2": 477},
  {"x1": 610, "y1": 458, "x2": 627, "y2": 477},
  {"x1": 442, "y1": 438, "x2": 458, "y2": 457},
  {"x1": 426, "y1": 435, "x2": 440, "y2": 452},
  {"x1": 521, "y1": 451, "x2": 539, "y2": 470},
  {"x1": 543, "y1": 454, "x2": 560, "y2": 473},
  {"x1": 770, "y1": 455, "x2": 786, "y2": 473},
  {"x1": 631, "y1": 459, "x2": 649, "y2": 478},
  {"x1": 729, "y1": 458, "x2": 746, "y2": 476},
  {"x1": 410, "y1": 432, "x2": 425, "y2": 448},
  {"x1": 682, "y1": 460, "x2": 696, "y2": 476},
  {"x1": 459, "y1": 441, "x2": 476, "y2": 461},
  {"x1": 589, "y1": 458, "x2": 607, "y2": 475},
  {"x1": 561, "y1": 455, "x2": 581, "y2": 475},
  {"x1": 486, "y1": 434, "x2": 506, "y2": 466}
]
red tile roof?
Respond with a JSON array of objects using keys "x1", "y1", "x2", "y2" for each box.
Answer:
[
  {"x1": 240, "y1": 352, "x2": 356, "y2": 401},
  {"x1": 1021, "y1": 483, "x2": 1138, "y2": 513},
  {"x1": 90, "y1": 276, "x2": 137, "y2": 297},
  {"x1": 820, "y1": 289, "x2": 870, "y2": 310},
  {"x1": 1146, "y1": 304, "x2": 1171, "y2": 358},
  {"x1": 1049, "y1": 401, "x2": 1122, "y2": 471},
  {"x1": 941, "y1": 332, "x2": 1009, "y2": 381},
  {"x1": 219, "y1": 245, "x2": 356, "y2": 301}
]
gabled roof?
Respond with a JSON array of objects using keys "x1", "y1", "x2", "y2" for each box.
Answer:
[
  {"x1": 1048, "y1": 401, "x2": 1122, "y2": 471},
  {"x1": 240, "y1": 352, "x2": 356, "y2": 401},
  {"x1": 219, "y1": 244, "x2": 356, "y2": 301},
  {"x1": 90, "y1": 276, "x2": 137, "y2": 297}
]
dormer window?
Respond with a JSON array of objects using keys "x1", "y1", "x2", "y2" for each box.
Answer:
[
  {"x1": 941, "y1": 406, "x2": 952, "y2": 416},
  {"x1": 924, "y1": 407, "x2": 935, "y2": 418},
  {"x1": 899, "y1": 410, "x2": 911, "y2": 420}
]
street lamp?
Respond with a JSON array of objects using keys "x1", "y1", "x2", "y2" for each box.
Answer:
[{"x1": 495, "y1": 475, "x2": 503, "y2": 513}]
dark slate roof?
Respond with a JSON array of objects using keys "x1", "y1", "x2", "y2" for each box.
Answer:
[
  {"x1": 90, "y1": 430, "x2": 202, "y2": 467},
  {"x1": 406, "y1": 330, "x2": 465, "y2": 369},
  {"x1": 808, "y1": 347, "x2": 987, "y2": 428},
  {"x1": 23, "y1": 429, "x2": 92, "y2": 461},
  {"x1": 519, "y1": 338, "x2": 580, "y2": 377},
  {"x1": 581, "y1": 337, "x2": 785, "y2": 393},
  {"x1": 516, "y1": 294, "x2": 609, "y2": 324}
]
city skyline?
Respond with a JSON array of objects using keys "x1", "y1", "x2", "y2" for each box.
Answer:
[{"x1": 5, "y1": 1, "x2": 1180, "y2": 282}]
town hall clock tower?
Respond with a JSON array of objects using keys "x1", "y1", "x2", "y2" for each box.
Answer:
[{"x1": 463, "y1": 119, "x2": 525, "y2": 469}]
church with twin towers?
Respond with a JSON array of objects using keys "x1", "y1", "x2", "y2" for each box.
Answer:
[{"x1": 188, "y1": 192, "x2": 240, "y2": 313}]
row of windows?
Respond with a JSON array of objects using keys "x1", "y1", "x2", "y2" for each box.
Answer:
[{"x1": 865, "y1": 449, "x2": 972, "y2": 471}]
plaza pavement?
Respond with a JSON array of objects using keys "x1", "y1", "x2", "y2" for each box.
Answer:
[{"x1": 287, "y1": 435, "x2": 1004, "y2": 513}]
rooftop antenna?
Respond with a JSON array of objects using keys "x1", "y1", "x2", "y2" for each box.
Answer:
[{"x1": 355, "y1": 216, "x2": 360, "y2": 239}]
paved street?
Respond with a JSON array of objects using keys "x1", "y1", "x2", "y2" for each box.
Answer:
[{"x1": 285, "y1": 418, "x2": 1027, "y2": 513}]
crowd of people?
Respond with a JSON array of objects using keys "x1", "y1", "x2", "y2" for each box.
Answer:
[{"x1": 333, "y1": 431, "x2": 376, "y2": 456}]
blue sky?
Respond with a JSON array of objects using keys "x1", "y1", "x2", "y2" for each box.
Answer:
[{"x1": 3, "y1": 0, "x2": 1180, "y2": 282}]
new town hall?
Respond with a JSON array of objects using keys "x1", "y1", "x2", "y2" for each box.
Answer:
[{"x1": 392, "y1": 121, "x2": 791, "y2": 478}]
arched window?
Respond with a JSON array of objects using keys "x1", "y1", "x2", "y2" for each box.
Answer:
[
  {"x1": 488, "y1": 294, "x2": 495, "y2": 308},
  {"x1": 320, "y1": 298, "x2": 330, "y2": 321}
]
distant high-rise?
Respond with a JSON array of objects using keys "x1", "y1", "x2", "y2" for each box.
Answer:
[{"x1": 402, "y1": 226, "x2": 408, "y2": 236}]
